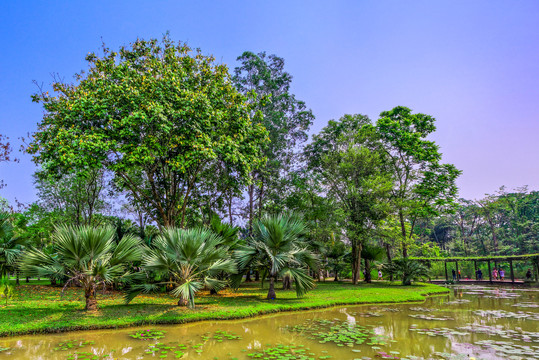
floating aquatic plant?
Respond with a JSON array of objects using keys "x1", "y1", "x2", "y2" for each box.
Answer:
[
  {"x1": 286, "y1": 319, "x2": 391, "y2": 353},
  {"x1": 65, "y1": 351, "x2": 114, "y2": 360},
  {"x1": 472, "y1": 310, "x2": 539, "y2": 321},
  {"x1": 409, "y1": 325, "x2": 469, "y2": 338},
  {"x1": 54, "y1": 340, "x2": 96, "y2": 351},
  {"x1": 246, "y1": 344, "x2": 320, "y2": 360},
  {"x1": 512, "y1": 302, "x2": 539, "y2": 308},
  {"x1": 457, "y1": 324, "x2": 539, "y2": 343},
  {"x1": 409, "y1": 307, "x2": 438, "y2": 312},
  {"x1": 130, "y1": 329, "x2": 166, "y2": 340},
  {"x1": 408, "y1": 314, "x2": 454, "y2": 321}
]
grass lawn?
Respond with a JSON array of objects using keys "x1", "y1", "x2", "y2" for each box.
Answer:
[{"x1": 0, "y1": 279, "x2": 448, "y2": 337}]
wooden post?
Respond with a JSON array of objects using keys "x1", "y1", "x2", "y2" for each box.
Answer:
[
  {"x1": 474, "y1": 260, "x2": 478, "y2": 280},
  {"x1": 510, "y1": 259, "x2": 515, "y2": 283},
  {"x1": 444, "y1": 261, "x2": 448, "y2": 281},
  {"x1": 488, "y1": 260, "x2": 492, "y2": 283},
  {"x1": 455, "y1": 261, "x2": 459, "y2": 282}
]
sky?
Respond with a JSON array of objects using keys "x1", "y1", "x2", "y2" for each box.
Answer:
[{"x1": 1, "y1": 1, "x2": 538, "y2": 206}]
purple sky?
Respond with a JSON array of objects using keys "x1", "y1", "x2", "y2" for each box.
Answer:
[{"x1": 1, "y1": 1, "x2": 538, "y2": 206}]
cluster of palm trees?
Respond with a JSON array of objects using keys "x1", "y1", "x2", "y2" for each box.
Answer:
[{"x1": 4, "y1": 213, "x2": 318, "y2": 311}]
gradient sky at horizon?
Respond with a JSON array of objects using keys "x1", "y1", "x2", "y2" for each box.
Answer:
[{"x1": 1, "y1": 1, "x2": 538, "y2": 206}]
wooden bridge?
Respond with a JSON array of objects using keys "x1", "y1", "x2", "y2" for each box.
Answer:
[{"x1": 412, "y1": 254, "x2": 539, "y2": 284}]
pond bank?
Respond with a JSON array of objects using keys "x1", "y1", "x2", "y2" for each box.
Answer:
[{"x1": 0, "y1": 281, "x2": 448, "y2": 337}]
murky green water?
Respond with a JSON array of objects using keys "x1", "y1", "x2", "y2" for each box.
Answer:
[{"x1": 1, "y1": 285, "x2": 538, "y2": 360}]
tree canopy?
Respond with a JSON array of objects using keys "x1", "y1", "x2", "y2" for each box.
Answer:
[{"x1": 28, "y1": 36, "x2": 268, "y2": 228}]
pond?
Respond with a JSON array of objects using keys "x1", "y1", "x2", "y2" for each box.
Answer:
[{"x1": 0, "y1": 285, "x2": 538, "y2": 360}]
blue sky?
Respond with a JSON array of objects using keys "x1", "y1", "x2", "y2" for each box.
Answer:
[{"x1": 1, "y1": 1, "x2": 538, "y2": 205}]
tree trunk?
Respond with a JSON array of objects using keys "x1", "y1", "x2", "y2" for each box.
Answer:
[
  {"x1": 84, "y1": 286, "x2": 98, "y2": 311},
  {"x1": 16, "y1": 273, "x2": 20, "y2": 286},
  {"x1": 398, "y1": 210, "x2": 408, "y2": 258},
  {"x1": 334, "y1": 267, "x2": 339, "y2": 281},
  {"x1": 50, "y1": 277, "x2": 57, "y2": 286},
  {"x1": 267, "y1": 276, "x2": 276, "y2": 300},
  {"x1": 351, "y1": 242, "x2": 362, "y2": 285},
  {"x1": 248, "y1": 184, "x2": 254, "y2": 235},
  {"x1": 245, "y1": 270, "x2": 252, "y2": 282},
  {"x1": 364, "y1": 259, "x2": 372, "y2": 283},
  {"x1": 178, "y1": 297, "x2": 189, "y2": 306},
  {"x1": 254, "y1": 271, "x2": 260, "y2": 281},
  {"x1": 282, "y1": 274, "x2": 291, "y2": 290},
  {"x1": 385, "y1": 243, "x2": 394, "y2": 281},
  {"x1": 26, "y1": 277, "x2": 30, "y2": 283}
]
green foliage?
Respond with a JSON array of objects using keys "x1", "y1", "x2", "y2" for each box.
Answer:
[
  {"x1": 29, "y1": 36, "x2": 268, "y2": 227},
  {"x1": 305, "y1": 114, "x2": 393, "y2": 284},
  {"x1": 0, "y1": 212, "x2": 23, "y2": 277},
  {"x1": 234, "y1": 213, "x2": 318, "y2": 299},
  {"x1": 383, "y1": 258, "x2": 430, "y2": 285},
  {"x1": 0, "y1": 276, "x2": 13, "y2": 305},
  {"x1": 34, "y1": 168, "x2": 109, "y2": 226},
  {"x1": 233, "y1": 51, "x2": 314, "y2": 229},
  {"x1": 361, "y1": 244, "x2": 385, "y2": 283},
  {"x1": 19, "y1": 225, "x2": 142, "y2": 310},
  {"x1": 126, "y1": 227, "x2": 237, "y2": 309},
  {"x1": 375, "y1": 106, "x2": 461, "y2": 258}
]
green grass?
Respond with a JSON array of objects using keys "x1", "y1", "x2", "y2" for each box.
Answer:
[{"x1": 0, "y1": 280, "x2": 448, "y2": 337}]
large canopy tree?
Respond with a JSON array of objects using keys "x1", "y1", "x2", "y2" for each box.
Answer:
[
  {"x1": 233, "y1": 52, "x2": 314, "y2": 231},
  {"x1": 29, "y1": 37, "x2": 268, "y2": 228},
  {"x1": 373, "y1": 106, "x2": 461, "y2": 258},
  {"x1": 305, "y1": 114, "x2": 393, "y2": 284},
  {"x1": 0, "y1": 134, "x2": 18, "y2": 190}
]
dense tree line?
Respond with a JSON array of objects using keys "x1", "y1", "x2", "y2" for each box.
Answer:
[{"x1": 0, "y1": 36, "x2": 537, "y2": 310}]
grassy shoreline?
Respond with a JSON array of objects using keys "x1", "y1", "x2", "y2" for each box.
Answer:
[{"x1": 0, "y1": 280, "x2": 449, "y2": 337}]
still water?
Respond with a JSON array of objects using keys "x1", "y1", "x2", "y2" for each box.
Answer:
[{"x1": 0, "y1": 285, "x2": 538, "y2": 360}]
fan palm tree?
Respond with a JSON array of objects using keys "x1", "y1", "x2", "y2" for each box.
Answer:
[
  {"x1": 19, "y1": 225, "x2": 142, "y2": 310},
  {"x1": 126, "y1": 228, "x2": 237, "y2": 309},
  {"x1": 234, "y1": 213, "x2": 318, "y2": 300},
  {"x1": 383, "y1": 258, "x2": 430, "y2": 285},
  {"x1": 0, "y1": 213, "x2": 23, "y2": 277},
  {"x1": 361, "y1": 244, "x2": 385, "y2": 283}
]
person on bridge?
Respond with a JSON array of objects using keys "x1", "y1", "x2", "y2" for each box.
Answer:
[
  {"x1": 526, "y1": 269, "x2": 532, "y2": 280},
  {"x1": 499, "y1": 269, "x2": 505, "y2": 281},
  {"x1": 452, "y1": 269, "x2": 456, "y2": 280},
  {"x1": 478, "y1": 268, "x2": 483, "y2": 280},
  {"x1": 493, "y1": 268, "x2": 498, "y2": 280}
]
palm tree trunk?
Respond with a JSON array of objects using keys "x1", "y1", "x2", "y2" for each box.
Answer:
[
  {"x1": 178, "y1": 297, "x2": 188, "y2": 306},
  {"x1": 364, "y1": 260, "x2": 372, "y2": 283},
  {"x1": 267, "y1": 276, "x2": 276, "y2": 300},
  {"x1": 282, "y1": 274, "x2": 291, "y2": 290},
  {"x1": 84, "y1": 285, "x2": 98, "y2": 311}
]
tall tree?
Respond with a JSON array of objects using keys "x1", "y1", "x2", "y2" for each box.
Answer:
[
  {"x1": 28, "y1": 36, "x2": 268, "y2": 228},
  {"x1": 305, "y1": 114, "x2": 393, "y2": 284},
  {"x1": 0, "y1": 134, "x2": 18, "y2": 190},
  {"x1": 374, "y1": 106, "x2": 461, "y2": 258},
  {"x1": 233, "y1": 52, "x2": 314, "y2": 231},
  {"x1": 34, "y1": 168, "x2": 109, "y2": 226}
]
